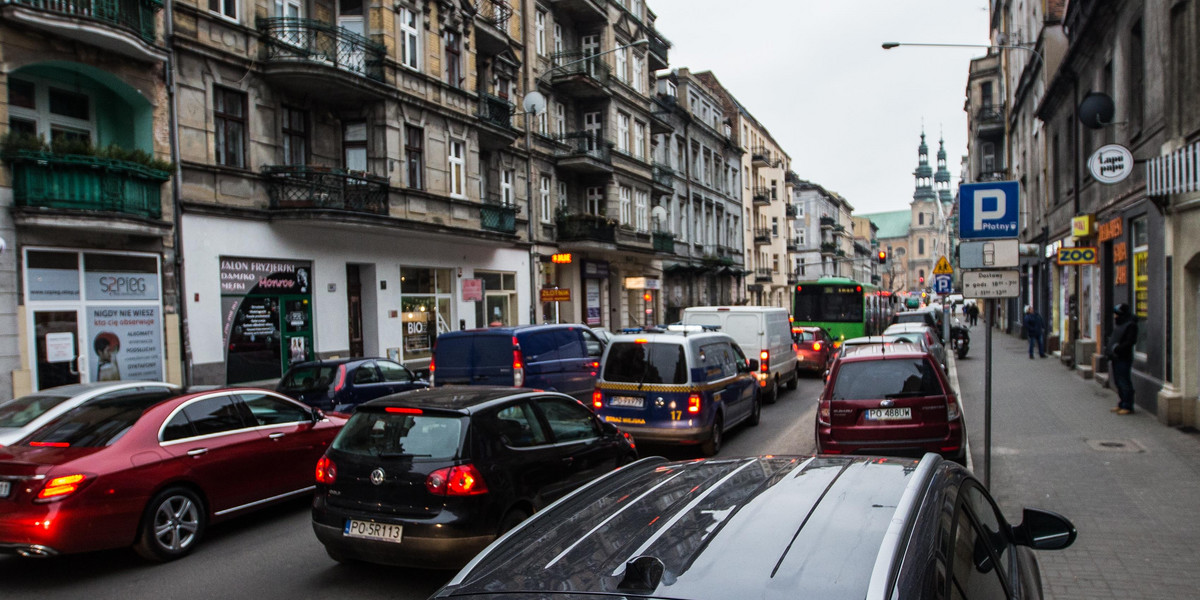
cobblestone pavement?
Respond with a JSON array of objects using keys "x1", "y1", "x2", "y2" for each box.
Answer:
[{"x1": 954, "y1": 326, "x2": 1200, "y2": 599}]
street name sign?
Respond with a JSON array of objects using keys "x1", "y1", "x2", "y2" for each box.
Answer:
[
  {"x1": 962, "y1": 270, "x2": 1020, "y2": 298},
  {"x1": 933, "y1": 256, "x2": 953, "y2": 275},
  {"x1": 959, "y1": 240, "x2": 1020, "y2": 269},
  {"x1": 959, "y1": 181, "x2": 1019, "y2": 239},
  {"x1": 933, "y1": 274, "x2": 953, "y2": 294}
]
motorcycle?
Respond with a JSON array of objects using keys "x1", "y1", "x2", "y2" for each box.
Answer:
[{"x1": 950, "y1": 319, "x2": 970, "y2": 359}]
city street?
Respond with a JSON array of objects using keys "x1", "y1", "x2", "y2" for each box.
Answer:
[{"x1": 0, "y1": 377, "x2": 824, "y2": 599}]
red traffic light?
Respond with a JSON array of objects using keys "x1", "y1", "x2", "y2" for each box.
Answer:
[{"x1": 877, "y1": 250, "x2": 887, "y2": 264}]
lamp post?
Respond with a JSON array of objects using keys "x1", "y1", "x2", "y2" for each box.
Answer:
[
  {"x1": 521, "y1": 39, "x2": 649, "y2": 325},
  {"x1": 881, "y1": 42, "x2": 1044, "y2": 68}
]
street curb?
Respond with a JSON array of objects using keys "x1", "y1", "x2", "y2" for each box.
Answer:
[{"x1": 947, "y1": 351, "x2": 974, "y2": 473}]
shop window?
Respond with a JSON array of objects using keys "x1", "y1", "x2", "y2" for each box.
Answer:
[
  {"x1": 476, "y1": 271, "x2": 517, "y2": 327},
  {"x1": 399, "y1": 267, "x2": 453, "y2": 366},
  {"x1": 1131, "y1": 217, "x2": 1149, "y2": 354}
]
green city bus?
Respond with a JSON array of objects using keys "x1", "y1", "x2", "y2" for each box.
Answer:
[{"x1": 791, "y1": 277, "x2": 896, "y2": 343}]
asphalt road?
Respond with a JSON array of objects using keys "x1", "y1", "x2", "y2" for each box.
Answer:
[{"x1": 0, "y1": 376, "x2": 823, "y2": 600}]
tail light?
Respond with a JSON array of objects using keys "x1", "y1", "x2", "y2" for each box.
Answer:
[
  {"x1": 946, "y1": 393, "x2": 960, "y2": 421},
  {"x1": 426, "y1": 464, "x2": 489, "y2": 496},
  {"x1": 35, "y1": 473, "x2": 89, "y2": 502},
  {"x1": 812, "y1": 342, "x2": 822, "y2": 352},
  {"x1": 428, "y1": 357, "x2": 436, "y2": 386},
  {"x1": 817, "y1": 397, "x2": 831, "y2": 426},
  {"x1": 687, "y1": 393, "x2": 701, "y2": 414},
  {"x1": 621, "y1": 431, "x2": 636, "y2": 450},
  {"x1": 512, "y1": 337, "x2": 525, "y2": 388},
  {"x1": 759, "y1": 350, "x2": 769, "y2": 372},
  {"x1": 332, "y1": 364, "x2": 348, "y2": 393},
  {"x1": 593, "y1": 388, "x2": 603, "y2": 409},
  {"x1": 315, "y1": 456, "x2": 337, "y2": 485}
]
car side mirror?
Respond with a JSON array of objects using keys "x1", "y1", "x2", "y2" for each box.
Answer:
[
  {"x1": 1011, "y1": 508, "x2": 1077, "y2": 550},
  {"x1": 311, "y1": 407, "x2": 326, "y2": 423},
  {"x1": 414, "y1": 368, "x2": 431, "y2": 380},
  {"x1": 746, "y1": 358, "x2": 760, "y2": 372}
]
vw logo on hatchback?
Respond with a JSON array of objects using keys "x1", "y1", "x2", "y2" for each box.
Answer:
[{"x1": 370, "y1": 468, "x2": 386, "y2": 486}]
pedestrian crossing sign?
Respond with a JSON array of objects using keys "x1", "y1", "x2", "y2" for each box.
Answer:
[{"x1": 933, "y1": 256, "x2": 953, "y2": 275}]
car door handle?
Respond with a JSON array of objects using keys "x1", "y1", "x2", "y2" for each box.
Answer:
[
  {"x1": 269, "y1": 432, "x2": 285, "y2": 440},
  {"x1": 187, "y1": 448, "x2": 208, "y2": 457},
  {"x1": 561, "y1": 457, "x2": 575, "y2": 465}
]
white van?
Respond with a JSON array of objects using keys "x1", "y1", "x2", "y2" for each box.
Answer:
[{"x1": 681, "y1": 306, "x2": 799, "y2": 403}]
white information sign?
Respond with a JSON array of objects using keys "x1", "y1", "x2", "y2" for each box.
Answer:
[
  {"x1": 45, "y1": 332, "x2": 75, "y2": 363},
  {"x1": 962, "y1": 270, "x2": 1021, "y2": 298},
  {"x1": 959, "y1": 240, "x2": 1020, "y2": 269}
]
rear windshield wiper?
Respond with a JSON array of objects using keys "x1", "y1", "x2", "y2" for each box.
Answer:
[{"x1": 884, "y1": 391, "x2": 930, "y2": 398}]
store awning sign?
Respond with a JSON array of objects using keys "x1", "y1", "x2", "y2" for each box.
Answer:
[
  {"x1": 1072, "y1": 215, "x2": 1093, "y2": 238},
  {"x1": 1088, "y1": 144, "x2": 1134, "y2": 184},
  {"x1": 1056, "y1": 247, "x2": 1099, "y2": 265},
  {"x1": 540, "y1": 288, "x2": 571, "y2": 302}
]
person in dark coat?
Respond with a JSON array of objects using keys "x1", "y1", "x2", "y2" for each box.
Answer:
[
  {"x1": 1022, "y1": 305, "x2": 1046, "y2": 359},
  {"x1": 967, "y1": 302, "x2": 979, "y2": 326},
  {"x1": 1107, "y1": 303, "x2": 1139, "y2": 415}
]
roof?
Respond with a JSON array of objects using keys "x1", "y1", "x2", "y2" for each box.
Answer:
[
  {"x1": 359, "y1": 387, "x2": 563, "y2": 413},
  {"x1": 440, "y1": 455, "x2": 939, "y2": 600},
  {"x1": 861, "y1": 210, "x2": 911, "y2": 239}
]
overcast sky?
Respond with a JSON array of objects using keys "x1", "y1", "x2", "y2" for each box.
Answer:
[{"x1": 649, "y1": 0, "x2": 992, "y2": 215}]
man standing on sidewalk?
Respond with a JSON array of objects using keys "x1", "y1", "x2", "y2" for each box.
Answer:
[
  {"x1": 1107, "y1": 303, "x2": 1139, "y2": 415},
  {"x1": 1023, "y1": 305, "x2": 1046, "y2": 358}
]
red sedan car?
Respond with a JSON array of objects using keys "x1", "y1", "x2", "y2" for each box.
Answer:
[
  {"x1": 792, "y1": 326, "x2": 834, "y2": 373},
  {"x1": 0, "y1": 387, "x2": 345, "y2": 560}
]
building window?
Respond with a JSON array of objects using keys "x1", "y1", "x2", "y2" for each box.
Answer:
[
  {"x1": 399, "y1": 267, "x2": 454, "y2": 365},
  {"x1": 918, "y1": 238, "x2": 925, "y2": 256},
  {"x1": 214, "y1": 86, "x2": 246, "y2": 168},
  {"x1": 633, "y1": 121, "x2": 646, "y2": 159},
  {"x1": 7, "y1": 78, "x2": 96, "y2": 144},
  {"x1": 553, "y1": 23, "x2": 563, "y2": 54},
  {"x1": 1129, "y1": 19, "x2": 1144, "y2": 132},
  {"x1": 399, "y1": 7, "x2": 420, "y2": 70},
  {"x1": 208, "y1": 0, "x2": 237, "y2": 20},
  {"x1": 343, "y1": 121, "x2": 367, "y2": 172},
  {"x1": 540, "y1": 175, "x2": 552, "y2": 223},
  {"x1": 617, "y1": 112, "x2": 630, "y2": 152},
  {"x1": 500, "y1": 169, "x2": 514, "y2": 205},
  {"x1": 771, "y1": 216, "x2": 778, "y2": 236},
  {"x1": 444, "y1": 31, "x2": 462, "y2": 88},
  {"x1": 615, "y1": 46, "x2": 627, "y2": 82},
  {"x1": 475, "y1": 270, "x2": 517, "y2": 328},
  {"x1": 919, "y1": 212, "x2": 925, "y2": 225},
  {"x1": 282, "y1": 106, "x2": 307, "y2": 165},
  {"x1": 537, "y1": 109, "x2": 548, "y2": 135},
  {"x1": 635, "y1": 190, "x2": 648, "y2": 231},
  {"x1": 619, "y1": 186, "x2": 632, "y2": 225},
  {"x1": 535, "y1": 10, "x2": 546, "y2": 55},
  {"x1": 1131, "y1": 217, "x2": 1149, "y2": 348},
  {"x1": 405, "y1": 125, "x2": 423, "y2": 189},
  {"x1": 632, "y1": 54, "x2": 644, "y2": 93},
  {"x1": 448, "y1": 139, "x2": 465, "y2": 198},
  {"x1": 586, "y1": 186, "x2": 603, "y2": 215},
  {"x1": 555, "y1": 103, "x2": 566, "y2": 136},
  {"x1": 557, "y1": 181, "x2": 567, "y2": 211}
]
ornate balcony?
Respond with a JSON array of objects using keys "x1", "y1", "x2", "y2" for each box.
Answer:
[
  {"x1": 787, "y1": 239, "x2": 801, "y2": 252},
  {"x1": 1, "y1": 0, "x2": 166, "y2": 62},
  {"x1": 754, "y1": 268, "x2": 773, "y2": 283},
  {"x1": 647, "y1": 26, "x2": 670, "y2": 71},
  {"x1": 5, "y1": 150, "x2": 168, "y2": 222},
  {"x1": 751, "y1": 146, "x2": 772, "y2": 168},
  {"x1": 549, "y1": 0, "x2": 606, "y2": 23},
  {"x1": 652, "y1": 162, "x2": 674, "y2": 195},
  {"x1": 652, "y1": 231, "x2": 675, "y2": 253},
  {"x1": 974, "y1": 103, "x2": 1005, "y2": 133},
  {"x1": 753, "y1": 228, "x2": 771, "y2": 244},
  {"x1": 552, "y1": 131, "x2": 612, "y2": 174},
  {"x1": 785, "y1": 204, "x2": 798, "y2": 217},
  {"x1": 549, "y1": 51, "x2": 611, "y2": 98},
  {"x1": 263, "y1": 165, "x2": 388, "y2": 215},
  {"x1": 477, "y1": 93, "x2": 518, "y2": 150},
  {"x1": 480, "y1": 201, "x2": 518, "y2": 234},
  {"x1": 257, "y1": 18, "x2": 387, "y2": 103},
  {"x1": 752, "y1": 186, "x2": 771, "y2": 205},
  {"x1": 556, "y1": 213, "x2": 617, "y2": 244},
  {"x1": 820, "y1": 241, "x2": 836, "y2": 255},
  {"x1": 472, "y1": 0, "x2": 513, "y2": 55},
  {"x1": 819, "y1": 215, "x2": 835, "y2": 228}
]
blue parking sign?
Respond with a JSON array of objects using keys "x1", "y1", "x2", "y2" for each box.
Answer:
[
  {"x1": 933, "y1": 274, "x2": 953, "y2": 294},
  {"x1": 959, "y1": 181, "x2": 1019, "y2": 239}
]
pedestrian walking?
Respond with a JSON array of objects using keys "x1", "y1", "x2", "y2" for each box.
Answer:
[
  {"x1": 967, "y1": 302, "x2": 979, "y2": 327},
  {"x1": 1106, "y1": 303, "x2": 1139, "y2": 415},
  {"x1": 1023, "y1": 305, "x2": 1046, "y2": 358}
]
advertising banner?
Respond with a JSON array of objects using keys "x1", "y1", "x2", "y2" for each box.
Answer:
[
  {"x1": 221, "y1": 257, "x2": 313, "y2": 384},
  {"x1": 86, "y1": 305, "x2": 163, "y2": 382}
]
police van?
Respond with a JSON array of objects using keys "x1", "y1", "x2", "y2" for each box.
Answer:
[{"x1": 592, "y1": 328, "x2": 760, "y2": 457}]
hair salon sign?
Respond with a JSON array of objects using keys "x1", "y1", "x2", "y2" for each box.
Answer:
[{"x1": 1088, "y1": 144, "x2": 1134, "y2": 184}]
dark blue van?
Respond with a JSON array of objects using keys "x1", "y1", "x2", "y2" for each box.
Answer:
[
  {"x1": 593, "y1": 329, "x2": 761, "y2": 456},
  {"x1": 429, "y1": 325, "x2": 605, "y2": 403}
]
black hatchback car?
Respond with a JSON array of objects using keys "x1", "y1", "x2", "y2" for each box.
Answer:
[
  {"x1": 311, "y1": 387, "x2": 637, "y2": 568},
  {"x1": 277, "y1": 358, "x2": 427, "y2": 412},
  {"x1": 433, "y1": 453, "x2": 1075, "y2": 600}
]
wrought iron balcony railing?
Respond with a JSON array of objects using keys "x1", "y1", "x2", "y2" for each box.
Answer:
[
  {"x1": 5, "y1": 150, "x2": 168, "y2": 218},
  {"x1": 787, "y1": 239, "x2": 801, "y2": 252},
  {"x1": 646, "y1": 25, "x2": 670, "y2": 66},
  {"x1": 652, "y1": 163, "x2": 674, "y2": 187},
  {"x1": 754, "y1": 268, "x2": 773, "y2": 282},
  {"x1": 976, "y1": 103, "x2": 1005, "y2": 125},
  {"x1": 819, "y1": 215, "x2": 835, "y2": 227},
  {"x1": 7, "y1": 0, "x2": 162, "y2": 43},
  {"x1": 556, "y1": 213, "x2": 617, "y2": 243},
  {"x1": 480, "y1": 201, "x2": 517, "y2": 233},
  {"x1": 474, "y1": 0, "x2": 512, "y2": 30},
  {"x1": 752, "y1": 187, "x2": 772, "y2": 204},
  {"x1": 753, "y1": 228, "x2": 771, "y2": 244},
  {"x1": 478, "y1": 93, "x2": 515, "y2": 129},
  {"x1": 257, "y1": 18, "x2": 386, "y2": 82},
  {"x1": 263, "y1": 165, "x2": 388, "y2": 214},
  {"x1": 820, "y1": 241, "x2": 836, "y2": 253},
  {"x1": 550, "y1": 51, "x2": 611, "y2": 83},
  {"x1": 785, "y1": 204, "x2": 798, "y2": 217},
  {"x1": 751, "y1": 146, "x2": 772, "y2": 165},
  {"x1": 652, "y1": 230, "x2": 675, "y2": 252},
  {"x1": 552, "y1": 131, "x2": 610, "y2": 162}
]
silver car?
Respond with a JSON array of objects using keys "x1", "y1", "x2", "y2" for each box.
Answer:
[
  {"x1": 0, "y1": 381, "x2": 178, "y2": 446},
  {"x1": 882, "y1": 323, "x2": 948, "y2": 371}
]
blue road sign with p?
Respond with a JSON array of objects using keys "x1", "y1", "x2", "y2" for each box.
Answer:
[
  {"x1": 933, "y1": 274, "x2": 952, "y2": 294},
  {"x1": 959, "y1": 181, "x2": 1019, "y2": 239}
]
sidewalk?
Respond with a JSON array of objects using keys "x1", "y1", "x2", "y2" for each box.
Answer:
[{"x1": 954, "y1": 326, "x2": 1200, "y2": 599}]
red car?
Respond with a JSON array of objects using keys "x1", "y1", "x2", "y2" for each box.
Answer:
[
  {"x1": 792, "y1": 326, "x2": 834, "y2": 373},
  {"x1": 0, "y1": 387, "x2": 345, "y2": 560},
  {"x1": 815, "y1": 344, "x2": 965, "y2": 463}
]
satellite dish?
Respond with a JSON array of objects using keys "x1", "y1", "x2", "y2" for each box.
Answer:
[
  {"x1": 1078, "y1": 92, "x2": 1115, "y2": 129},
  {"x1": 651, "y1": 205, "x2": 668, "y2": 226},
  {"x1": 522, "y1": 91, "x2": 547, "y2": 115}
]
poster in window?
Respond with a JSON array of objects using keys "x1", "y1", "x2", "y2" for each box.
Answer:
[
  {"x1": 220, "y1": 257, "x2": 313, "y2": 384},
  {"x1": 86, "y1": 306, "x2": 164, "y2": 382},
  {"x1": 1133, "y1": 250, "x2": 1148, "y2": 318}
]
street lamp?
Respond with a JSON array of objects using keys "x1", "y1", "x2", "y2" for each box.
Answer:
[
  {"x1": 521, "y1": 38, "x2": 650, "y2": 324},
  {"x1": 881, "y1": 41, "x2": 1044, "y2": 68}
]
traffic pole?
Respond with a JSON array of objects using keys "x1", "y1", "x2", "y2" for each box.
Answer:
[{"x1": 984, "y1": 297, "x2": 993, "y2": 488}]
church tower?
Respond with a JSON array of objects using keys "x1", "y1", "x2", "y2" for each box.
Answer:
[{"x1": 935, "y1": 136, "x2": 953, "y2": 204}]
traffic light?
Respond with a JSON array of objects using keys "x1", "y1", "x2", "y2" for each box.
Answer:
[
  {"x1": 877, "y1": 250, "x2": 887, "y2": 264},
  {"x1": 919, "y1": 276, "x2": 925, "y2": 285}
]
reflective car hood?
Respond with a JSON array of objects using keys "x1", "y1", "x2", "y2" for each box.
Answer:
[{"x1": 440, "y1": 455, "x2": 924, "y2": 600}]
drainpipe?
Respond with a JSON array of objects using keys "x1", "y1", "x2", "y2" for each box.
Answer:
[
  {"x1": 164, "y1": 0, "x2": 192, "y2": 387},
  {"x1": 682, "y1": 119, "x2": 694, "y2": 308}
]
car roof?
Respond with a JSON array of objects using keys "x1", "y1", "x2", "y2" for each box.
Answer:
[
  {"x1": 607, "y1": 331, "x2": 732, "y2": 345},
  {"x1": 440, "y1": 454, "x2": 943, "y2": 600},
  {"x1": 286, "y1": 357, "x2": 385, "y2": 369},
  {"x1": 838, "y1": 343, "x2": 926, "y2": 361},
  {"x1": 438, "y1": 324, "x2": 588, "y2": 337},
  {"x1": 884, "y1": 322, "x2": 934, "y2": 332},
  {"x1": 18, "y1": 381, "x2": 178, "y2": 399},
  {"x1": 356, "y1": 386, "x2": 572, "y2": 413}
]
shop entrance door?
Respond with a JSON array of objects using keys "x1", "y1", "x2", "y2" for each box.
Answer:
[
  {"x1": 33, "y1": 310, "x2": 82, "y2": 390},
  {"x1": 347, "y1": 265, "x2": 364, "y2": 357}
]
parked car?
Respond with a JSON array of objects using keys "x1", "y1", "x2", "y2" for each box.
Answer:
[
  {"x1": 681, "y1": 306, "x2": 798, "y2": 402},
  {"x1": 593, "y1": 329, "x2": 760, "y2": 456},
  {"x1": 0, "y1": 388, "x2": 345, "y2": 560},
  {"x1": 817, "y1": 343, "x2": 965, "y2": 463},
  {"x1": 792, "y1": 326, "x2": 834, "y2": 373},
  {"x1": 311, "y1": 386, "x2": 636, "y2": 568},
  {"x1": 884, "y1": 322, "x2": 948, "y2": 371},
  {"x1": 892, "y1": 307, "x2": 945, "y2": 341},
  {"x1": 0, "y1": 381, "x2": 179, "y2": 446},
  {"x1": 277, "y1": 357, "x2": 428, "y2": 412},
  {"x1": 433, "y1": 453, "x2": 1076, "y2": 600},
  {"x1": 430, "y1": 324, "x2": 605, "y2": 403}
]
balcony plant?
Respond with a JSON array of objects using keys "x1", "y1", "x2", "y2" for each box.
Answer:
[{"x1": 1, "y1": 132, "x2": 173, "y2": 173}]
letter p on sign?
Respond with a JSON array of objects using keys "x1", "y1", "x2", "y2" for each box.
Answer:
[{"x1": 974, "y1": 190, "x2": 1006, "y2": 231}]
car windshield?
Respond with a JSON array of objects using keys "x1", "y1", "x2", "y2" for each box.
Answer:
[
  {"x1": 894, "y1": 313, "x2": 930, "y2": 324},
  {"x1": 796, "y1": 331, "x2": 816, "y2": 342},
  {"x1": 604, "y1": 342, "x2": 688, "y2": 384},
  {"x1": 832, "y1": 359, "x2": 943, "y2": 399},
  {"x1": 21, "y1": 392, "x2": 173, "y2": 447},
  {"x1": 333, "y1": 412, "x2": 462, "y2": 459},
  {"x1": 0, "y1": 393, "x2": 71, "y2": 428},
  {"x1": 279, "y1": 365, "x2": 338, "y2": 391}
]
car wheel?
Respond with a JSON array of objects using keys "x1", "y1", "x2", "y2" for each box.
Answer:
[
  {"x1": 497, "y1": 508, "x2": 530, "y2": 536},
  {"x1": 786, "y1": 368, "x2": 799, "y2": 391},
  {"x1": 701, "y1": 415, "x2": 724, "y2": 457},
  {"x1": 957, "y1": 345, "x2": 969, "y2": 359},
  {"x1": 134, "y1": 487, "x2": 206, "y2": 562},
  {"x1": 747, "y1": 391, "x2": 762, "y2": 427},
  {"x1": 764, "y1": 379, "x2": 778, "y2": 405}
]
